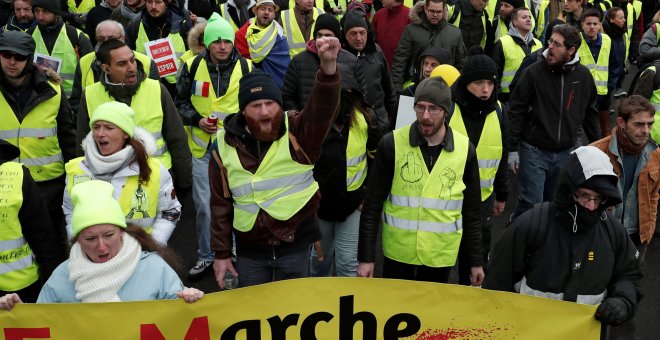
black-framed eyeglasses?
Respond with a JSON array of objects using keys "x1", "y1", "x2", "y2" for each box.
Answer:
[
  {"x1": 0, "y1": 51, "x2": 29, "y2": 62},
  {"x1": 574, "y1": 192, "x2": 607, "y2": 205},
  {"x1": 413, "y1": 104, "x2": 444, "y2": 116}
]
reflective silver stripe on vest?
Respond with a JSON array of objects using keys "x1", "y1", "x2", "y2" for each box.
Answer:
[
  {"x1": 60, "y1": 73, "x2": 75, "y2": 80},
  {"x1": 576, "y1": 291, "x2": 607, "y2": 305},
  {"x1": 0, "y1": 237, "x2": 26, "y2": 251},
  {"x1": 175, "y1": 52, "x2": 184, "y2": 59},
  {"x1": 346, "y1": 153, "x2": 366, "y2": 167},
  {"x1": 126, "y1": 217, "x2": 154, "y2": 227},
  {"x1": 478, "y1": 158, "x2": 500, "y2": 169},
  {"x1": 248, "y1": 24, "x2": 277, "y2": 59},
  {"x1": 390, "y1": 194, "x2": 463, "y2": 211},
  {"x1": 152, "y1": 131, "x2": 163, "y2": 140},
  {"x1": 653, "y1": 103, "x2": 660, "y2": 112},
  {"x1": 190, "y1": 129, "x2": 208, "y2": 149},
  {"x1": 211, "y1": 111, "x2": 231, "y2": 120},
  {"x1": 480, "y1": 177, "x2": 495, "y2": 189},
  {"x1": 0, "y1": 255, "x2": 33, "y2": 275},
  {"x1": 584, "y1": 64, "x2": 609, "y2": 72},
  {"x1": 0, "y1": 127, "x2": 58, "y2": 139},
  {"x1": 20, "y1": 153, "x2": 63, "y2": 166},
  {"x1": 154, "y1": 143, "x2": 168, "y2": 157},
  {"x1": 233, "y1": 176, "x2": 315, "y2": 212},
  {"x1": 500, "y1": 81, "x2": 512, "y2": 88},
  {"x1": 346, "y1": 166, "x2": 366, "y2": 187},
  {"x1": 594, "y1": 80, "x2": 608, "y2": 87},
  {"x1": 231, "y1": 171, "x2": 314, "y2": 197},
  {"x1": 283, "y1": 12, "x2": 306, "y2": 49},
  {"x1": 383, "y1": 213, "x2": 463, "y2": 233},
  {"x1": 502, "y1": 70, "x2": 517, "y2": 77}
]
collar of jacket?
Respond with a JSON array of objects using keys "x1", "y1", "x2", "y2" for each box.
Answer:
[{"x1": 408, "y1": 121, "x2": 454, "y2": 151}]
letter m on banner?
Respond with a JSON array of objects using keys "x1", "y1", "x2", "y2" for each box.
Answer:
[{"x1": 141, "y1": 316, "x2": 210, "y2": 340}]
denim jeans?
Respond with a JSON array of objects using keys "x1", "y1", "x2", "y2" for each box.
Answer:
[
  {"x1": 383, "y1": 257, "x2": 451, "y2": 283},
  {"x1": 236, "y1": 246, "x2": 311, "y2": 288},
  {"x1": 512, "y1": 141, "x2": 573, "y2": 219},
  {"x1": 310, "y1": 209, "x2": 360, "y2": 277},
  {"x1": 192, "y1": 150, "x2": 214, "y2": 261}
]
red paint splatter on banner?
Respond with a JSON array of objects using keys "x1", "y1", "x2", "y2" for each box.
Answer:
[{"x1": 414, "y1": 326, "x2": 511, "y2": 339}]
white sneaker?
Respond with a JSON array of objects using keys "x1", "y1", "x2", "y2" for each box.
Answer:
[{"x1": 188, "y1": 259, "x2": 213, "y2": 278}]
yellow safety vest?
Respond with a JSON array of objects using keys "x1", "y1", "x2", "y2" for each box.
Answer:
[
  {"x1": 220, "y1": 3, "x2": 240, "y2": 31},
  {"x1": 485, "y1": 0, "x2": 497, "y2": 22},
  {"x1": 217, "y1": 113, "x2": 319, "y2": 231},
  {"x1": 404, "y1": 0, "x2": 412, "y2": 8},
  {"x1": 447, "y1": 5, "x2": 488, "y2": 49},
  {"x1": 524, "y1": 0, "x2": 548, "y2": 39},
  {"x1": 499, "y1": 35, "x2": 541, "y2": 93},
  {"x1": 644, "y1": 66, "x2": 660, "y2": 142},
  {"x1": 288, "y1": 0, "x2": 325, "y2": 11},
  {"x1": 449, "y1": 103, "x2": 502, "y2": 201},
  {"x1": 346, "y1": 109, "x2": 368, "y2": 191},
  {"x1": 84, "y1": 79, "x2": 172, "y2": 169},
  {"x1": 578, "y1": 33, "x2": 611, "y2": 95},
  {"x1": 79, "y1": 51, "x2": 153, "y2": 89},
  {"x1": 185, "y1": 56, "x2": 252, "y2": 158},
  {"x1": 247, "y1": 19, "x2": 279, "y2": 63},
  {"x1": 32, "y1": 25, "x2": 79, "y2": 97},
  {"x1": 0, "y1": 82, "x2": 64, "y2": 182},
  {"x1": 68, "y1": 0, "x2": 95, "y2": 14},
  {"x1": 135, "y1": 22, "x2": 187, "y2": 84},
  {"x1": 65, "y1": 157, "x2": 162, "y2": 232},
  {"x1": 494, "y1": 17, "x2": 508, "y2": 42},
  {"x1": 281, "y1": 7, "x2": 324, "y2": 58},
  {"x1": 382, "y1": 125, "x2": 468, "y2": 267},
  {"x1": 0, "y1": 162, "x2": 39, "y2": 291}
]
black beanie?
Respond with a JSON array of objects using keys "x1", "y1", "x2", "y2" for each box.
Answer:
[
  {"x1": 458, "y1": 46, "x2": 497, "y2": 87},
  {"x1": 238, "y1": 70, "x2": 283, "y2": 112},
  {"x1": 414, "y1": 77, "x2": 451, "y2": 114},
  {"x1": 342, "y1": 11, "x2": 368, "y2": 35},
  {"x1": 501, "y1": 0, "x2": 524, "y2": 9},
  {"x1": 314, "y1": 13, "x2": 341, "y2": 39},
  {"x1": 31, "y1": 0, "x2": 62, "y2": 14}
]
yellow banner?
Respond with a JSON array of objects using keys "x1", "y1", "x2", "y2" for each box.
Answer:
[{"x1": 0, "y1": 278, "x2": 599, "y2": 339}]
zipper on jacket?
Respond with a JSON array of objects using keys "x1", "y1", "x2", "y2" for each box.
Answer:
[
  {"x1": 557, "y1": 73, "x2": 564, "y2": 147},
  {"x1": 272, "y1": 245, "x2": 276, "y2": 260},
  {"x1": 215, "y1": 65, "x2": 220, "y2": 97}
]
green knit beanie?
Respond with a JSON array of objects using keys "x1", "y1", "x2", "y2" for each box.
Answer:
[
  {"x1": 89, "y1": 101, "x2": 136, "y2": 137},
  {"x1": 204, "y1": 12, "x2": 235, "y2": 48},
  {"x1": 71, "y1": 180, "x2": 127, "y2": 236}
]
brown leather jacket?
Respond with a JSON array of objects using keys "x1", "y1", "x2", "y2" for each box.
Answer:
[
  {"x1": 209, "y1": 70, "x2": 341, "y2": 259},
  {"x1": 591, "y1": 128, "x2": 660, "y2": 244}
]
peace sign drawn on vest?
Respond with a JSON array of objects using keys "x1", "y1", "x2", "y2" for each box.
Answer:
[
  {"x1": 401, "y1": 152, "x2": 423, "y2": 183},
  {"x1": 439, "y1": 167, "x2": 457, "y2": 199}
]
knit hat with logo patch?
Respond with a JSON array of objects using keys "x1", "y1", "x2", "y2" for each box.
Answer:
[
  {"x1": 204, "y1": 12, "x2": 235, "y2": 47},
  {"x1": 238, "y1": 70, "x2": 282, "y2": 111},
  {"x1": 71, "y1": 180, "x2": 127, "y2": 236}
]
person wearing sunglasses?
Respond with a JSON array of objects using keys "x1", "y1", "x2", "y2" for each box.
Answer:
[
  {"x1": 0, "y1": 30, "x2": 77, "y2": 262},
  {"x1": 486, "y1": 146, "x2": 642, "y2": 333}
]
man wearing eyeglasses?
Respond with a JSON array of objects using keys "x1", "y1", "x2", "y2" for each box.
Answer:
[
  {"x1": 357, "y1": 76, "x2": 485, "y2": 285},
  {"x1": 507, "y1": 24, "x2": 600, "y2": 219},
  {"x1": 391, "y1": 0, "x2": 467, "y2": 92},
  {"x1": 486, "y1": 146, "x2": 642, "y2": 333},
  {"x1": 0, "y1": 31, "x2": 76, "y2": 259}
]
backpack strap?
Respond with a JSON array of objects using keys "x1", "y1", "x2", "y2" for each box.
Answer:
[
  {"x1": 65, "y1": 24, "x2": 81, "y2": 59},
  {"x1": 189, "y1": 54, "x2": 204, "y2": 79},
  {"x1": 524, "y1": 202, "x2": 551, "y2": 266},
  {"x1": 239, "y1": 57, "x2": 249, "y2": 75},
  {"x1": 449, "y1": 5, "x2": 460, "y2": 24},
  {"x1": 211, "y1": 147, "x2": 231, "y2": 198}
]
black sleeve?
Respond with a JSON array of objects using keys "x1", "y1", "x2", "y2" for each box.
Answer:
[
  {"x1": 76, "y1": 31, "x2": 95, "y2": 58},
  {"x1": 461, "y1": 142, "x2": 484, "y2": 267},
  {"x1": 606, "y1": 219, "x2": 643, "y2": 313},
  {"x1": 491, "y1": 40, "x2": 505, "y2": 83},
  {"x1": 509, "y1": 52, "x2": 537, "y2": 95},
  {"x1": 160, "y1": 84, "x2": 193, "y2": 190},
  {"x1": 56, "y1": 87, "x2": 77, "y2": 163},
  {"x1": 282, "y1": 58, "x2": 301, "y2": 111},
  {"x1": 358, "y1": 133, "x2": 395, "y2": 263},
  {"x1": 18, "y1": 167, "x2": 66, "y2": 281},
  {"x1": 69, "y1": 62, "x2": 83, "y2": 121},
  {"x1": 507, "y1": 65, "x2": 535, "y2": 151},
  {"x1": 581, "y1": 75, "x2": 601, "y2": 143},
  {"x1": 76, "y1": 90, "x2": 91, "y2": 156},
  {"x1": 632, "y1": 67, "x2": 655, "y2": 99},
  {"x1": 483, "y1": 213, "x2": 532, "y2": 291}
]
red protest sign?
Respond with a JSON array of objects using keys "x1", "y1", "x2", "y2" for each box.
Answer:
[
  {"x1": 149, "y1": 41, "x2": 173, "y2": 60},
  {"x1": 156, "y1": 58, "x2": 178, "y2": 78}
]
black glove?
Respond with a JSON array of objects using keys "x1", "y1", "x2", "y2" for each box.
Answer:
[{"x1": 595, "y1": 298, "x2": 631, "y2": 326}]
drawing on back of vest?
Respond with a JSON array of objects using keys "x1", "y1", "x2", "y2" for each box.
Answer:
[
  {"x1": 400, "y1": 152, "x2": 424, "y2": 183},
  {"x1": 126, "y1": 183, "x2": 150, "y2": 219},
  {"x1": 439, "y1": 167, "x2": 456, "y2": 199}
]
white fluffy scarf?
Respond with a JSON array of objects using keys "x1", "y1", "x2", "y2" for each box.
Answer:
[{"x1": 68, "y1": 233, "x2": 141, "y2": 302}]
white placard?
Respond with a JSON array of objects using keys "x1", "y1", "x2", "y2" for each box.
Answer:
[
  {"x1": 395, "y1": 95, "x2": 416, "y2": 129},
  {"x1": 33, "y1": 53, "x2": 62, "y2": 74},
  {"x1": 144, "y1": 37, "x2": 178, "y2": 78}
]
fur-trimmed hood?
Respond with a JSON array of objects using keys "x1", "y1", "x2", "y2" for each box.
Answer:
[
  {"x1": 409, "y1": 1, "x2": 447, "y2": 28},
  {"x1": 187, "y1": 18, "x2": 207, "y2": 54},
  {"x1": 36, "y1": 64, "x2": 62, "y2": 84}
]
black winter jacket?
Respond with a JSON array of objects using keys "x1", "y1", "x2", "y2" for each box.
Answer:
[
  {"x1": 485, "y1": 148, "x2": 641, "y2": 313},
  {"x1": 508, "y1": 51, "x2": 599, "y2": 151},
  {"x1": 358, "y1": 122, "x2": 483, "y2": 267},
  {"x1": 125, "y1": 6, "x2": 192, "y2": 51},
  {"x1": 282, "y1": 41, "x2": 367, "y2": 111}
]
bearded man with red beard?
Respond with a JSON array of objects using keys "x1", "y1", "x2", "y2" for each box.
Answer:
[
  {"x1": 209, "y1": 36, "x2": 342, "y2": 289},
  {"x1": 357, "y1": 76, "x2": 485, "y2": 285}
]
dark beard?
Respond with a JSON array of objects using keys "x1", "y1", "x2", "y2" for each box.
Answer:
[{"x1": 245, "y1": 111, "x2": 283, "y2": 141}]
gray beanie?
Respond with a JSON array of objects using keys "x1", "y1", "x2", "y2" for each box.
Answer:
[{"x1": 414, "y1": 77, "x2": 451, "y2": 114}]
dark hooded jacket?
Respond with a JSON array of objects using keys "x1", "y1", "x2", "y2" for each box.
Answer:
[
  {"x1": 0, "y1": 140, "x2": 66, "y2": 301},
  {"x1": 282, "y1": 39, "x2": 367, "y2": 111},
  {"x1": 485, "y1": 147, "x2": 641, "y2": 317},
  {"x1": 402, "y1": 46, "x2": 451, "y2": 97},
  {"x1": 125, "y1": 5, "x2": 192, "y2": 51},
  {"x1": 391, "y1": 1, "x2": 467, "y2": 90}
]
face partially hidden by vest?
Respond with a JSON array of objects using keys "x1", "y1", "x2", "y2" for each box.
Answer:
[{"x1": 243, "y1": 99, "x2": 283, "y2": 141}]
